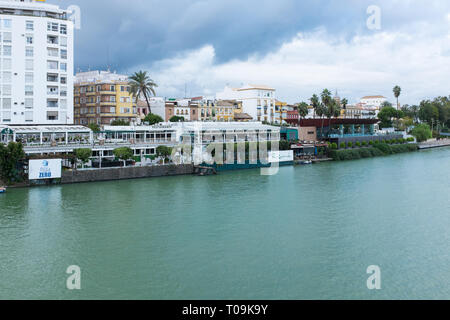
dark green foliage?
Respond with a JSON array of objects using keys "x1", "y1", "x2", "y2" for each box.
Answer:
[
  {"x1": 88, "y1": 123, "x2": 100, "y2": 133},
  {"x1": 0, "y1": 142, "x2": 25, "y2": 184},
  {"x1": 169, "y1": 116, "x2": 185, "y2": 122},
  {"x1": 144, "y1": 113, "x2": 164, "y2": 125},
  {"x1": 74, "y1": 148, "x2": 92, "y2": 167},
  {"x1": 329, "y1": 143, "x2": 417, "y2": 161},
  {"x1": 110, "y1": 119, "x2": 130, "y2": 126},
  {"x1": 340, "y1": 142, "x2": 346, "y2": 149},
  {"x1": 411, "y1": 123, "x2": 432, "y2": 142}
]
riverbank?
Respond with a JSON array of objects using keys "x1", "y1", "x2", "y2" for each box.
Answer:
[
  {"x1": 418, "y1": 139, "x2": 450, "y2": 150},
  {"x1": 328, "y1": 143, "x2": 418, "y2": 161}
]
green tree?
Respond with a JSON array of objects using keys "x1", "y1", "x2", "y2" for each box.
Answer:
[
  {"x1": 110, "y1": 119, "x2": 130, "y2": 126},
  {"x1": 129, "y1": 71, "x2": 158, "y2": 114},
  {"x1": 0, "y1": 142, "x2": 25, "y2": 184},
  {"x1": 88, "y1": 123, "x2": 100, "y2": 133},
  {"x1": 74, "y1": 148, "x2": 92, "y2": 168},
  {"x1": 113, "y1": 147, "x2": 134, "y2": 167},
  {"x1": 310, "y1": 94, "x2": 320, "y2": 118},
  {"x1": 156, "y1": 146, "x2": 173, "y2": 164},
  {"x1": 297, "y1": 102, "x2": 309, "y2": 121},
  {"x1": 393, "y1": 85, "x2": 401, "y2": 110},
  {"x1": 411, "y1": 124, "x2": 432, "y2": 142},
  {"x1": 169, "y1": 115, "x2": 185, "y2": 122},
  {"x1": 378, "y1": 106, "x2": 398, "y2": 129},
  {"x1": 144, "y1": 113, "x2": 164, "y2": 125}
]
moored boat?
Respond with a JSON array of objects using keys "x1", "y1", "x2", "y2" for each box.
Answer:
[{"x1": 0, "y1": 186, "x2": 6, "y2": 194}]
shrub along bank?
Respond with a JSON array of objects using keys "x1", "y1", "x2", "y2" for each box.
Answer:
[{"x1": 329, "y1": 143, "x2": 418, "y2": 161}]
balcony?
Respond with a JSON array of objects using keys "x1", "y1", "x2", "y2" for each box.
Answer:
[{"x1": 47, "y1": 99, "x2": 58, "y2": 108}]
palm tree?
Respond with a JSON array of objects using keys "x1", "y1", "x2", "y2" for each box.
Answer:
[
  {"x1": 341, "y1": 98, "x2": 348, "y2": 118},
  {"x1": 320, "y1": 89, "x2": 333, "y2": 137},
  {"x1": 310, "y1": 94, "x2": 320, "y2": 118},
  {"x1": 297, "y1": 102, "x2": 309, "y2": 125},
  {"x1": 129, "y1": 71, "x2": 158, "y2": 115},
  {"x1": 393, "y1": 85, "x2": 401, "y2": 110}
]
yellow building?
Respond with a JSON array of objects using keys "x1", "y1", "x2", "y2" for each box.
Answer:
[{"x1": 74, "y1": 71, "x2": 137, "y2": 125}]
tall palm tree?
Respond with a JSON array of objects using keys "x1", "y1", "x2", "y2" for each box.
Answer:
[
  {"x1": 341, "y1": 98, "x2": 348, "y2": 118},
  {"x1": 393, "y1": 85, "x2": 401, "y2": 110},
  {"x1": 297, "y1": 102, "x2": 309, "y2": 125},
  {"x1": 310, "y1": 94, "x2": 320, "y2": 118},
  {"x1": 320, "y1": 89, "x2": 333, "y2": 137},
  {"x1": 129, "y1": 71, "x2": 158, "y2": 115}
]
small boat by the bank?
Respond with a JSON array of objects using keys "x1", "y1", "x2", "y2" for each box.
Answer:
[
  {"x1": 299, "y1": 160, "x2": 312, "y2": 165},
  {"x1": 0, "y1": 187, "x2": 6, "y2": 194}
]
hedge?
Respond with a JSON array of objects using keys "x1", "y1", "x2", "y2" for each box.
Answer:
[{"x1": 329, "y1": 144, "x2": 418, "y2": 161}]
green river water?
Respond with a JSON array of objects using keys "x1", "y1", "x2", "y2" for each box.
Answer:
[{"x1": 0, "y1": 147, "x2": 449, "y2": 299}]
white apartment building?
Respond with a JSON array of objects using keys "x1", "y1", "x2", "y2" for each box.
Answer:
[
  {"x1": 360, "y1": 96, "x2": 387, "y2": 108},
  {"x1": 216, "y1": 84, "x2": 276, "y2": 123},
  {"x1": 0, "y1": 0, "x2": 74, "y2": 125}
]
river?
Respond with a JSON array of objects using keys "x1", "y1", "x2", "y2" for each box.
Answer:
[{"x1": 0, "y1": 147, "x2": 449, "y2": 299}]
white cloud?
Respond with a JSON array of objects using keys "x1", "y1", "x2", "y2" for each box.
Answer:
[{"x1": 139, "y1": 26, "x2": 450, "y2": 105}]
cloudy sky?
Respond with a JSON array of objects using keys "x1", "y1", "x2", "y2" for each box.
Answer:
[{"x1": 56, "y1": 0, "x2": 450, "y2": 104}]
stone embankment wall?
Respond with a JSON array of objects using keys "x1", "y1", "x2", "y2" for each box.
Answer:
[{"x1": 60, "y1": 164, "x2": 194, "y2": 184}]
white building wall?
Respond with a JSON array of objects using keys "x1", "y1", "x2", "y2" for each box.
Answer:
[
  {"x1": 216, "y1": 85, "x2": 276, "y2": 122},
  {"x1": 0, "y1": 0, "x2": 74, "y2": 125}
]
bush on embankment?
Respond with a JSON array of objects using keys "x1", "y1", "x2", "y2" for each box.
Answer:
[{"x1": 329, "y1": 143, "x2": 418, "y2": 161}]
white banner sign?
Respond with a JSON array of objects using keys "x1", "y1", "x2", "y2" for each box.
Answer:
[
  {"x1": 268, "y1": 150, "x2": 294, "y2": 163},
  {"x1": 29, "y1": 159, "x2": 62, "y2": 180}
]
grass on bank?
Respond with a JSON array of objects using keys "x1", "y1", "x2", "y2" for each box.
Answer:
[{"x1": 328, "y1": 143, "x2": 418, "y2": 161}]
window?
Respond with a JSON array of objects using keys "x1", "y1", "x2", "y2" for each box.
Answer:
[
  {"x1": 25, "y1": 59, "x2": 33, "y2": 70},
  {"x1": 3, "y1": 19, "x2": 11, "y2": 29},
  {"x1": 47, "y1": 35, "x2": 58, "y2": 44},
  {"x1": 25, "y1": 111, "x2": 33, "y2": 121},
  {"x1": 25, "y1": 98, "x2": 33, "y2": 109},
  {"x1": 60, "y1": 76, "x2": 67, "y2": 84},
  {"x1": 26, "y1": 35, "x2": 33, "y2": 45},
  {"x1": 60, "y1": 62, "x2": 67, "y2": 72},
  {"x1": 60, "y1": 37, "x2": 67, "y2": 47},
  {"x1": 110, "y1": 85, "x2": 115, "y2": 91},
  {"x1": 2, "y1": 111, "x2": 11, "y2": 122},
  {"x1": 61, "y1": 87, "x2": 67, "y2": 97},
  {"x1": 110, "y1": 96, "x2": 116, "y2": 102},
  {"x1": 25, "y1": 73, "x2": 33, "y2": 83},
  {"x1": 48, "y1": 86, "x2": 58, "y2": 95},
  {"x1": 26, "y1": 47, "x2": 34, "y2": 57},
  {"x1": 60, "y1": 49, "x2": 67, "y2": 59},
  {"x1": 2, "y1": 71, "x2": 11, "y2": 83},
  {"x1": 26, "y1": 21, "x2": 34, "y2": 31},
  {"x1": 25, "y1": 86, "x2": 33, "y2": 96},
  {"x1": 3, "y1": 85, "x2": 11, "y2": 96},
  {"x1": 96, "y1": 96, "x2": 100, "y2": 103},
  {"x1": 51, "y1": 22, "x2": 58, "y2": 32},
  {"x1": 60, "y1": 99, "x2": 67, "y2": 109},
  {"x1": 47, "y1": 100, "x2": 58, "y2": 108},
  {"x1": 47, "y1": 111, "x2": 58, "y2": 121},
  {"x1": 3, "y1": 32, "x2": 11, "y2": 43},
  {"x1": 2, "y1": 98, "x2": 11, "y2": 109},
  {"x1": 121, "y1": 86, "x2": 125, "y2": 92},
  {"x1": 47, "y1": 73, "x2": 58, "y2": 82},
  {"x1": 60, "y1": 24, "x2": 67, "y2": 34},
  {"x1": 2, "y1": 59, "x2": 11, "y2": 69},
  {"x1": 47, "y1": 60, "x2": 58, "y2": 70},
  {"x1": 47, "y1": 48, "x2": 58, "y2": 57},
  {"x1": 3, "y1": 46, "x2": 11, "y2": 56}
]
